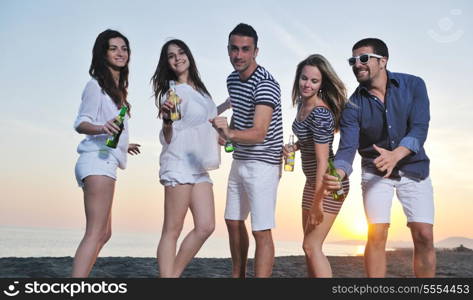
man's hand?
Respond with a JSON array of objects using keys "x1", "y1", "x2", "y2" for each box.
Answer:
[
  {"x1": 210, "y1": 117, "x2": 231, "y2": 139},
  {"x1": 323, "y1": 168, "x2": 345, "y2": 193},
  {"x1": 218, "y1": 135, "x2": 226, "y2": 146},
  {"x1": 373, "y1": 144, "x2": 410, "y2": 178}
]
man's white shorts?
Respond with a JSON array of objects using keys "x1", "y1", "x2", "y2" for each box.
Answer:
[
  {"x1": 361, "y1": 170, "x2": 434, "y2": 225},
  {"x1": 224, "y1": 160, "x2": 280, "y2": 231}
]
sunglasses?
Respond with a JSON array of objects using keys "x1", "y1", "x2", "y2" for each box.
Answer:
[{"x1": 348, "y1": 53, "x2": 383, "y2": 66}]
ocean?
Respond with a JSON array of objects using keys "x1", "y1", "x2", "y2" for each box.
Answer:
[{"x1": 0, "y1": 226, "x2": 366, "y2": 258}]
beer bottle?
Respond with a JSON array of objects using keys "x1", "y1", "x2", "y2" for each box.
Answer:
[
  {"x1": 105, "y1": 106, "x2": 128, "y2": 148},
  {"x1": 168, "y1": 81, "x2": 181, "y2": 121},
  {"x1": 328, "y1": 158, "x2": 345, "y2": 201},
  {"x1": 224, "y1": 140, "x2": 234, "y2": 153},
  {"x1": 284, "y1": 134, "x2": 295, "y2": 172}
]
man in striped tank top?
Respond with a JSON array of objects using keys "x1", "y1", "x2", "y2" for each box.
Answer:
[{"x1": 211, "y1": 23, "x2": 283, "y2": 278}]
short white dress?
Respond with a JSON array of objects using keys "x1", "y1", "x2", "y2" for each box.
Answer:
[{"x1": 159, "y1": 82, "x2": 220, "y2": 186}]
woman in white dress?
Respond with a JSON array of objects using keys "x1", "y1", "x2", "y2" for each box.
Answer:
[
  {"x1": 72, "y1": 29, "x2": 140, "y2": 277},
  {"x1": 151, "y1": 39, "x2": 220, "y2": 277}
]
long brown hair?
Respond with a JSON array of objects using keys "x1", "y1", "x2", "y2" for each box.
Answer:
[
  {"x1": 151, "y1": 39, "x2": 210, "y2": 116},
  {"x1": 89, "y1": 29, "x2": 131, "y2": 115},
  {"x1": 291, "y1": 54, "x2": 347, "y2": 131}
]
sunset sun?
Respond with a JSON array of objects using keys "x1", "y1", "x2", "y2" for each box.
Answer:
[
  {"x1": 352, "y1": 219, "x2": 368, "y2": 237},
  {"x1": 338, "y1": 217, "x2": 368, "y2": 240}
]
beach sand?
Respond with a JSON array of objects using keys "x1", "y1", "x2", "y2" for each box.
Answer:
[{"x1": 1, "y1": 249, "x2": 471, "y2": 278}]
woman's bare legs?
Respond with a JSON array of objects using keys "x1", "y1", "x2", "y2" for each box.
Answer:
[
  {"x1": 302, "y1": 209, "x2": 337, "y2": 278},
  {"x1": 157, "y1": 184, "x2": 192, "y2": 277},
  {"x1": 71, "y1": 175, "x2": 115, "y2": 277},
  {"x1": 172, "y1": 182, "x2": 215, "y2": 276},
  {"x1": 157, "y1": 182, "x2": 215, "y2": 277}
]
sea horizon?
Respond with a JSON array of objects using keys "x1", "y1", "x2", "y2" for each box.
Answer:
[
  {"x1": 1, "y1": 225, "x2": 366, "y2": 258},
  {"x1": 2, "y1": 226, "x2": 471, "y2": 259}
]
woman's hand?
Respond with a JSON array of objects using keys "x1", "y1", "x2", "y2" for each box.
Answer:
[
  {"x1": 305, "y1": 202, "x2": 324, "y2": 234},
  {"x1": 282, "y1": 141, "x2": 299, "y2": 159},
  {"x1": 282, "y1": 144, "x2": 294, "y2": 159},
  {"x1": 128, "y1": 143, "x2": 141, "y2": 155},
  {"x1": 160, "y1": 98, "x2": 174, "y2": 120},
  {"x1": 102, "y1": 118, "x2": 121, "y2": 135}
]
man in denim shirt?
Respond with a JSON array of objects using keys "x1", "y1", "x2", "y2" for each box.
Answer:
[{"x1": 325, "y1": 38, "x2": 435, "y2": 277}]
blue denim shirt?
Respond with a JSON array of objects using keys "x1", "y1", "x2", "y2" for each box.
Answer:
[{"x1": 334, "y1": 71, "x2": 430, "y2": 181}]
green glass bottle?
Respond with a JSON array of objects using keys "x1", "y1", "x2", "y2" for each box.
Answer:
[
  {"x1": 105, "y1": 106, "x2": 128, "y2": 148},
  {"x1": 328, "y1": 158, "x2": 345, "y2": 201},
  {"x1": 224, "y1": 140, "x2": 234, "y2": 153}
]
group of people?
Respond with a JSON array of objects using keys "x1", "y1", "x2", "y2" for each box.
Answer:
[{"x1": 72, "y1": 23, "x2": 435, "y2": 278}]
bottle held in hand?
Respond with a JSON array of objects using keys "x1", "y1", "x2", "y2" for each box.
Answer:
[
  {"x1": 105, "y1": 106, "x2": 128, "y2": 148},
  {"x1": 224, "y1": 140, "x2": 234, "y2": 153},
  {"x1": 168, "y1": 81, "x2": 181, "y2": 121},
  {"x1": 284, "y1": 134, "x2": 295, "y2": 172},
  {"x1": 328, "y1": 158, "x2": 345, "y2": 201}
]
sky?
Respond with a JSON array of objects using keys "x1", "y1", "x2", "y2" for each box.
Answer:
[{"x1": 1, "y1": 0, "x2": 472, "y2": 246}]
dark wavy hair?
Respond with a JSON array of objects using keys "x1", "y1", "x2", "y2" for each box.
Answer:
[
  {"x1": 291, "y1": 54, "x2": 348, "y2": 132},
  {"x1": 89, "y1": 29, "x2": 131, "y2": 115},
  {"x1": 151, "y1": 39, "x2": 211, "y2": 116}
]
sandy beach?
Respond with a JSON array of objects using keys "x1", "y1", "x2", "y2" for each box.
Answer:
[{"x1": 1, "y1": 248, "x2": 471, "y2": 278}]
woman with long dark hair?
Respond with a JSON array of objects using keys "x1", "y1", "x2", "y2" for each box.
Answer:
[
  {"x1": 72, "y1": 29, "x2": 140, "y2": 277},
  {"x1": 283, "y1": 54, "x2": 350, "y2": 277},
  {"x1": 151, "y1": 39, "x2": 220, "y2": 277}
]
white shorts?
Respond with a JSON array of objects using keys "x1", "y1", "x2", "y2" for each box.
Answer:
[
  {"x1": 361, "y1": 170, "x2": 434, "y2": 225},
  {"x1": 224, "y1": 160, "x2": 281, "y2": 231},
  {"x1": 160, "y1": 171, "x2": 212, "y2": 187},
  {"x1": 74, "y1": 151, "x2": 119, "y2": 187}
]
